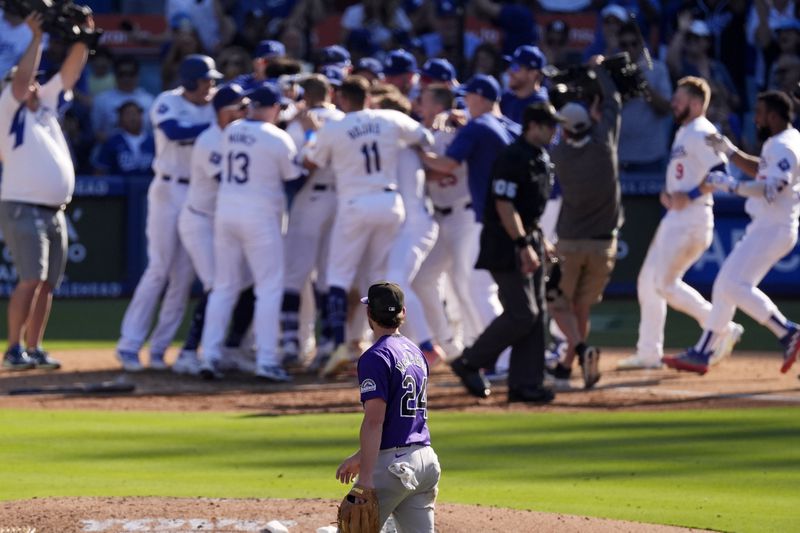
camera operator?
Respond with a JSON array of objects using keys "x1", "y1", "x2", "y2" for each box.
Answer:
[
  {"x1": 0, "y1": 12, "x2": 92, "y2": 370},
  {"x1": 617, "y1": 20, "x2": 672, "y2": 174},
  {"x1": 548, "y1": 55, "x2": 623, "y2": 390}
]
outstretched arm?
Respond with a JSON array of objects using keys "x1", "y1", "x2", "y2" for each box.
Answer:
[{"x1": 11, "y1": 13, "x2": 44, "y2": 102}]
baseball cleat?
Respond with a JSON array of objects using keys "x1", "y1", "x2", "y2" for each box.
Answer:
[
  {"x1": 2, "y1": 346, "x2": 35, "y2": 371},
  {"x1": 320, "y1": 343, "x2": 353, "y2": 378},
  {"x1": 172, "y1": 350, "x2": 201, "y2": 375},
  {"x1": 199, "y1": 359, "x2": 224, "y2": 380},
  {"x1": 149, "y1": 353, "x2": 169, "y2": 371},
  {"x1": 780, "y1": 328, "x2": 800, "y2": 374},
  {"x1": 256, "y1": 364, "x2": 293, "y2": 383},
  {"x1": 27, "y1": 348, "x2": 61, "y2": 370},
  {"x1": 663, "y1": 348, "x2": 710, "y2": 375},
  {"x1": 116, "y1": 350, "x2": 143, "y2": 372},
  {"x1": 450, "y1": 356, "x2": 491, "y2": 398},
  {"x1": 616, "y1": 354, "x2": 663, "y2": 370},
  {"x1": 710, "y1": 323, "x2": 744, "y2": 366},
  {"x1": 579, "y1": 346, "x2": 601, "y2": 389}
]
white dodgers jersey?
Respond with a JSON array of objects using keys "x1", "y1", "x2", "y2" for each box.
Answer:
[
  {"x1": 306, "y1": 108, "x2": 432, "y2": 199},
  {"x1": 286, "y1": 105, "x2": 344, "y2": 187},
  {"x1": 666, "y1": 116, "x2": 726, "y2": 197},
  {"x1": 187, "y1": 123, "x2": 223, "y2": 216},
  {"x1": 218, "y1": 118, "x2": 300, "y2": 207},
  {"x1": 150, "y1": 89, "x2": 215, "y2": 179},
  {"x1": 397, "y1": 147, "x2": 429, "y2": 222},
  {"x1": 748, "y1": 127, "x2": 800, "y2": 226},
  {"x1": 426, "y1": 126, "x2": 470, "y2": 208},
  {"x1": 0, "y1": 74, "x2": 74, "y2": 206}
]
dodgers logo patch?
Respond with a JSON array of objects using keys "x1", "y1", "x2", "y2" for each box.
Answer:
[
  {"x1": 156, "y1": 103, "x2": 169, "y2": 114},
  {"x1": 778, "y1": 158, "x2": 791, "y2": 171},
  {"x1": 210, "y1": 152, "x2": 222, "y2": 165},
  {"x1": 360, "y1": 379, "x2": 377, "y2": 394}
]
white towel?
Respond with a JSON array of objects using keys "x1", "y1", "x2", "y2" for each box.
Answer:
[{"x1": 388, "y1": 461, "x2": 419, "y2": 490}]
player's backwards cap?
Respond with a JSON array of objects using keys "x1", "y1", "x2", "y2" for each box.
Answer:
[
  {"x1": 212, "y1": 83, "x2": 248, "y2": 111},
  {"x1": 246, "y1": 82, "x2": 290, "y2": 107},
  {"x1": 319, "y1": 45, "x2": 351, "y2": 67},
  {"x1": 600, "y1": 3, "x2": 628, "y2": 22},
  {"x1": 421, "y1": 58, "x2": 457, "y2": 83},
  {"x1": 384, "y1": 49, "x2": 418, "y2": 76},
  {"x1": 559, "y1": 102, "x2": 591, "y2": 135},
  {"x1": 254, "y1": 40, "x2": 286, "y2": 59},
  {"x1": 179, "y1": 54, "x2": 223, "y2": 90},
  {"x1": 360, "y1": 282, "x2": 404, "y2": 321},
  {"x1": 503, "y1": 45, "x2": 547, "y2": 71},
  {"x1": 461, "y1": 74, "x2": 501, "y2": 102}
]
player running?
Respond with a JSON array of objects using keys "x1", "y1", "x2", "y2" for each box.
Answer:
[
  {"x1": 619, "y1": 76, "x2": 743, "y2": 370},
  {"x1": 665, "y1": 90, "x2": 800, "y2": 374}
]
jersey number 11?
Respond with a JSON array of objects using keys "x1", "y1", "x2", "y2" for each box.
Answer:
[{"x1": 361, "y1": 141, "x2": 381, "y2": 174}]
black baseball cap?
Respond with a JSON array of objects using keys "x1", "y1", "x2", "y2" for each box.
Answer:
[
  {"x1": 360, "y1": 282, "x2": 404, "y2": 321},
  {"x1": 523, "y1": 102, "x2": 565, "y2": 126}
]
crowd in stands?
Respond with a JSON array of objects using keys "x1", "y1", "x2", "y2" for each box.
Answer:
[{"x1": 1, "y1": 0, "x2": 799, "y2": 178}]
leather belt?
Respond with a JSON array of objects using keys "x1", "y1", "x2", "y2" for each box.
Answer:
[
  {"x1": 434, "y1": 201, "x2": 472, "y2": 216},
  {"x1": 313, "y1": 184, "x2": 334, "y2": 191},
  {"x1": 163, "y1": 174, "x2": 189, "y2": 185}
]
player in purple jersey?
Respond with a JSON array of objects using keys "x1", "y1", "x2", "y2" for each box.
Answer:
[{"x1": 336, "y1": 282, "x2": 441, "y2": 532}]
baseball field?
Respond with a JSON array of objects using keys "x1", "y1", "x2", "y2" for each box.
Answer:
[{"x1": 1, "y1": 299, "x2": 800, "y2": 533}]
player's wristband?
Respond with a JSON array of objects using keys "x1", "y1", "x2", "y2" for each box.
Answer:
[
  {"x1": 304, "y1": 130, "x2": 316, "y2": 143},
  {"x1": 686, "y1": 185, "x2": 704, "y2": 200}
]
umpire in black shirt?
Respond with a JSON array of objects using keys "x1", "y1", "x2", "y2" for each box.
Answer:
[{"x1": 451, "y1": 102, "x2": 563, "y2": 403}]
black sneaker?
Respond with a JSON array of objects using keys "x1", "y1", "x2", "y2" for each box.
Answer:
[
  {"x1": 2, "y1": 346, "x2": 35, "y2": 371},
  {"x1": 508, "y1": 386, "x2": 555, "y2": 404},
  {"x1": 450, "y1": 357, "x2": 491, "y2": 398},
  {"x1": 27, "y1": 348, "x2": 61, "y2": 370},
  {"x1": 545, "y1": 363, "x2": 572, "y2": 380},
  {"x1": 578, "y1": 345, "x2": 601, "y2": 389}
]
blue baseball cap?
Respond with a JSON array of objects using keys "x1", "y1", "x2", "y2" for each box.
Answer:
[
  {"x1": 384, "y1": 49, "x2": 418, "y2": 76},
  {"x1": 421, "y1": 58, "x2": 457, "y2": 83},
  {"x1": 354, "y1": 57, "x2": 384, "y2": 77},
  {"x1": 246, "y1": 82, "x2": 290, "y2": 107},
  {"x1": 319, "y1": 45, "x2": 351, "y2": 67},
  {"x1": 504, "y1": 45, "x2": 547, "y2": 71},
  {"x1": 254, "y1": 40, "x2": 285, "y2": 59},
  {"x1": 461, "y1": 74, "x2": 501, "y2": 102},
  {"x1": 212, "y1": 83, "x2": 247, "y2": 111},
  {"x1": 320, "y1": 65, "x2": 346, "y2": 87}
]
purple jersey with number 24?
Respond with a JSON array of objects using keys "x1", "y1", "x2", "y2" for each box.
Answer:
[{"x1": 358, "y1": 334, "x2": 431, "y2": 450}]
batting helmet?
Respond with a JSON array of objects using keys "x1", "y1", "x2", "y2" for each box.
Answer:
[{"x1": 179, "y1": 54, "x2": 223, "y2": 91}]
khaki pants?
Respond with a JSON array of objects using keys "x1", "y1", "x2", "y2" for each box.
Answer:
[{"x1": 554, "y1": 238, "x2": 617, "y2": 309}]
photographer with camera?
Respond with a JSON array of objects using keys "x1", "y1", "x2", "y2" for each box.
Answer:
[
  {"x1": 0, "y1": 12, "x2": 92, "y2": 370},
  {"x1": 547, "y1": 55, "x2": 624, "y2": 390}
]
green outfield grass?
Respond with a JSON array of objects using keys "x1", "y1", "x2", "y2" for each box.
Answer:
[
  {"x1": 1, "y1": 408, "x2": 798, "y2": 532},
  {"x1": 2, "y1": 298, "x2": 800, "y2": 351}
]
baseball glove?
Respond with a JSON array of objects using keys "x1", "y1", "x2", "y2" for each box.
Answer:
[{"x1": 337, "y1": 484, "x2": 380, "y2": 533}]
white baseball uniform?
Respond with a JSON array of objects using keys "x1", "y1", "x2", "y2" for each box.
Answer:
[
  {"x1": 280, "y1": 106, "x2": 343, "y2": 356},
  {"x1": 117, "y1": 89, "x2": 214, "y2": 359},
  {"x1": 704, "y1": 127, "x2": 800, "y2": 335},
  {"x1": 414, "y1": 126, "x2": 500, "y2": 346},
  {"x1": 308, "y1": 109, "x2": 432, "y2": 288},
  {"x1": 386, "y1": 147, "x2": 439, "y2": 344},
  {"x1": 200, "y1": 117, "x2": 300, "y2": 368},
  {"x1": 178, "y1": 123, "x2": 222, "y2": 291},
  {"x1": 636, "y1": 116, "x2": 731, "y2": 360}
]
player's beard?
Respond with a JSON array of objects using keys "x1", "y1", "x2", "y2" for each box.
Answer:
[
  {"x1": 673, "y1": 105, "x2": 690, "y2": 125},
  {"x1": 757, "y1": 125, "x2": 771, "y2": 142}
]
